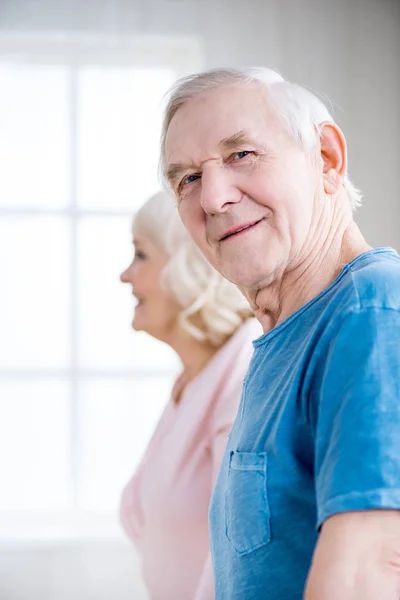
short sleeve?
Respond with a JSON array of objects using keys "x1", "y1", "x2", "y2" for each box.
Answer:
[
  {"x1": 120, "y1": 471, "x2": 144, "y2": 547},
  {"x1": 313, "y1": 307, "x2": 400, "y2": 529}
]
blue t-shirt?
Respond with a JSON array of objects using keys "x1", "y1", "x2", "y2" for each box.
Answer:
[{"x1": 209, "y1": 248, "x2": 400, "y2": 599}]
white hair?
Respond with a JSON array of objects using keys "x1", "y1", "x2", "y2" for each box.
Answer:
[
  {"x1": 160, "y1": 66, "x2": 362, "y2": 210},
  {"x1": 133, "y1": 191, "x2": 253, "y2": 347}
]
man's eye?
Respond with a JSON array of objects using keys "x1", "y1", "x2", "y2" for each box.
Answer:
[
  {"x1": 134, "y1": 250, "x2": 146, "y2": 261},
  {"x1": 182, "y1": 173, "x2": 200, "y2": 187},
  {"x1": 233, "y1": 150, "x2": 253, "y2": 160}
]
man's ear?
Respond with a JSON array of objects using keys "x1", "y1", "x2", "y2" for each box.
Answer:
[{"x1": 319, "y1": 122, "x2": 347, "y2": 195}]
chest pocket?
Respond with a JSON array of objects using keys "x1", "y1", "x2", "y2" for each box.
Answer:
[{"x1": 225, "y1": 451, "x2": 271, "y2": 556}]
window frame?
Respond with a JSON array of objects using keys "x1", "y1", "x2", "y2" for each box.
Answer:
[{"x1": 0, "y1": 32, "x2": 203, "y2": 541}]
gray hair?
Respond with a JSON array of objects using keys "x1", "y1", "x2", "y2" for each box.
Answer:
[
  {"x1": 133, "y1": 191, "x2": 253, "y2": 347},
  {"x1": 160, "y1": 67, "x2": 362, "y2": 210}
]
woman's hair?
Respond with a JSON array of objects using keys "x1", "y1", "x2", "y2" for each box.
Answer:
[
  {"x1": 133, "y1": 191, "x2": 253, "y2": 347},
  {"x1": 160, "y1": 66, "x2": 362, "y2": 210}
]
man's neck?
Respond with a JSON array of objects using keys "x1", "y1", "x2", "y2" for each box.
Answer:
[{"x1": 251, "y1": 220, "x2": 371, "y2": 333}]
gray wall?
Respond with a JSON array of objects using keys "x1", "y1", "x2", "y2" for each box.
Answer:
[{"x1": 1, "y1": 0, "x2": 399, "y2": 247}]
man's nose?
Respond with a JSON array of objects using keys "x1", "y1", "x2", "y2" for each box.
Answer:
[{"x1": 200, "y1": 165, "x2": 241, "y2": 215}]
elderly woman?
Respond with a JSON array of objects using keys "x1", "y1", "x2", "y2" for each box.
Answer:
[{"x1": 119, "y1": 191, "x2": 260, "y2": 600}]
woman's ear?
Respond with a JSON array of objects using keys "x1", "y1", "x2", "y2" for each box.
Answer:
[{"x1": 319, "y1": 122, "x2": 347, "y2": 195}]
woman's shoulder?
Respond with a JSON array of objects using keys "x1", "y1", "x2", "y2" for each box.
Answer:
[
  {"x1": 217, "y1": 318, "x2": 261, "y2": 366},
  {"x1": 179, "y1": 318, "x2": 260, "y2": 416},
  {"x1": 235, "y1": 317, "x2": 263, "y2": 343},
  {"x1": 209, "y1": 319, "x2": 260, "y2": 402}
]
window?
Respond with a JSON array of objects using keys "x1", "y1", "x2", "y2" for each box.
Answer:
[{"x1": 0, "y1": 34, "x2": 203, "y2": 538}]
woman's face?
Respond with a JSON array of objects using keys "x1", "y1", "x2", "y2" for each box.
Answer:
[{"x1": 120, "y1": 232, "x2": 182, "y2": 342}]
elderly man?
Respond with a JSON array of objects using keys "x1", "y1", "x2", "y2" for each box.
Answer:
[{"x1": 160, "y1": 67, "x2": 400, "y2": 600}]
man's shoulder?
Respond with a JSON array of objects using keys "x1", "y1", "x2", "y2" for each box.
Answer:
[{"x1": 346, "y1": 248, "x2": 400, "y2": 312}]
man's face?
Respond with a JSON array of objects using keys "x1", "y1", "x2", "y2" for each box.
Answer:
[{"x1": 164, "y1": 83, "x2": 321, "y2": 292}]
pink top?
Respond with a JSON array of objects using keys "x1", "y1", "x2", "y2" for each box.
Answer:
[{"x1": 120, "y1": 319, "x2": 260, "y2": 600}]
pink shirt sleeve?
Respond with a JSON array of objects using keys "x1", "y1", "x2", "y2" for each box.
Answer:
[
  {"x1": 120, "y1": 470, "x2": 144, "y2": 547},
  {"x1": 120, "y1": 402, "x2": 174, "y2": 549}
]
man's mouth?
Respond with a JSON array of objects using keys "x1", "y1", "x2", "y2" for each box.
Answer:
[{"x1": 220, "y1": 218, "x2": 263, "y2": 241}]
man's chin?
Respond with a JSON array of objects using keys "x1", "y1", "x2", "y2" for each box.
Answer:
[{"x1": 224, "y1": 264, "x2": 276, "y2": 291}]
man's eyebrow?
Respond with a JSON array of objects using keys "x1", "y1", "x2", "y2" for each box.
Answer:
[
  {"x1": 164, "y1": 162, "x2": 193, "y2": 187},
  {"x1": 219, "y1": 130, "x2": 261, "y2": 151}
]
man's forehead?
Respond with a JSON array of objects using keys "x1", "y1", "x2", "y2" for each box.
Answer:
[{"x1": 165, "y1": 86, "x2": 273, "y2": 164}]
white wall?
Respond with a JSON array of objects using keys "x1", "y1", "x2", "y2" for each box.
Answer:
[{"x1": 0, "y1": 540, "x2": 148, "y2": 600}]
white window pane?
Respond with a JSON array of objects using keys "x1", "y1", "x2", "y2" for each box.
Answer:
[
  {"x1": 0, "y1": 217, "x2": 71, "y2": 369},
  {"x1": 0, "y1": 379, "x2": 71, "y2": 510},
  {"x1": 0, "y1": 63, "x2": 70, "y2": 209},
  {"x1": 77, "y1": 216, "x2": 179, "y2": 371},
  {"x1": 77, "y1": 67, "x2": 176, "y2": 210},
  {"x1": 78, "y1": 377, "x2": 172, "y2": 511}
]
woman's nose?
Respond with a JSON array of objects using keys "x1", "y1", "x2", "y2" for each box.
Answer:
[{"x1": 120, "y1": 263, "x2": 133, "y2": 283}]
